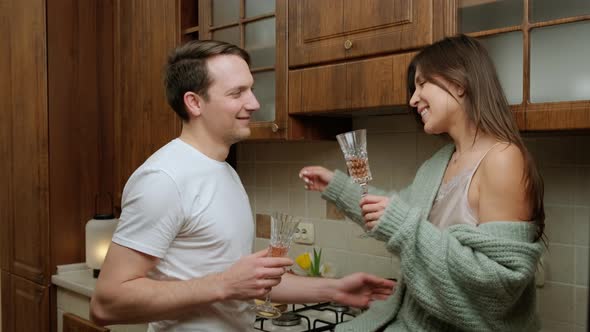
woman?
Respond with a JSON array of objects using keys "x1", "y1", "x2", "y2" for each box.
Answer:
[{"x1": 299, "y1": 34, "x2": 545, "y2": 332}]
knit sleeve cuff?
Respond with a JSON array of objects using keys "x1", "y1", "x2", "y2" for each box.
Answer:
[
  {"x1": 321, "y1": 170, "x2": 369, "y2": 227},
  {"x1": 321, "y1": 170, "x2": 357, "y2": 204},
  {"x1": 370, "y1": 194, "x2": 412, "y2": 243}
]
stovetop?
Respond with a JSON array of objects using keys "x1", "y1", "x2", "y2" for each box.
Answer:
[{"x1": 251, "y1": 302, "x2": 359, "y2": 332}]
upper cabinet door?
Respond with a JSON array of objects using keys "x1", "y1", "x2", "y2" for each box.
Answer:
[
  {"x1": 195, "y1": 0, "x2": 288, "y2": 140},
  {"x1": 457, "y1": 0, "x2": 590, "y2": 130},
  {"x1": 288, "y1": 0, "x2": 433, "y2": 67}
]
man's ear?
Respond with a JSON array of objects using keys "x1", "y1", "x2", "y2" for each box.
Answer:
[{"x1": 184, "y1": 91, "x2": 203, "y2": 118}]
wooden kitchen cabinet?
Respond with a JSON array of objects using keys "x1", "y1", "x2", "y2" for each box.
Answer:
[
  {"x1": 63, "y1": 313, "x2": 109, "y2": 332},
  {"x1": 1, "y1": 0, "x2": 118, "y2": 331},
  {"x1": 0, "y1": 0, "x2": 50, "y2": 286},
  {"x1": 289, "y1": 52, "x2": 416, "y2": 114},
  {"x1": 457, "y1": 0, "x2": 590, "y2": 130},
  {"x1": 184, "y1": 0, "x2": 348, "y2": 140},
  {"x1": 0, "y1": 0, "x2": 107, "y2": 285},
  {"x1": 0, "y1": 0, "x2": 115, "y2": 282},
  {"x1": 288, "y1": 0, "x2": 453, "y2": 68},
  {"x1": 190, "y1": 0, "x2": 290, "y2": 140},
  {"x1": 285, "y1": 0, "x2": 455, "y2": 120},
  {"x1": 1, "y1": 272, "x2": 50, "y2": 332},
  {"x1": 112, "y1": 0, "x2": 182, "y2": 207}
]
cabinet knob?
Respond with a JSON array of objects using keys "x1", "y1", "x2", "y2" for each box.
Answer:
[
  {"x1": 344, "y1": 39, "x2": 353, "y2": 50},
  {"x1": 271, "y1": 123, "x2": 279, "y2": 132}
]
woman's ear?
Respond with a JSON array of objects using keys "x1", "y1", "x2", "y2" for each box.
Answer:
[
  {"x1": 456, "y1": 85, "x2": 465, "y2": 97},
  {"x1": 184, "y1": 91, "x2": 203, "y2": 118}
]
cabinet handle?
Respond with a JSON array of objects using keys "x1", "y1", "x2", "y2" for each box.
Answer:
[
  {"x1": 344, "y1": 39, "x2": 353, "y2": 50},
  {"x1": 271, "y1": 123, "x2": 279, "y2": 132}
]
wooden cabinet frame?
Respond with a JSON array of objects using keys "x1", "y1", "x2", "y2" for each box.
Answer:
[
  {"x1": 185, "y1": 0, "x2": 288, "y2": 140},
  {"x1": 457, "y1": 0, "x2": 590, "y2": 130}
]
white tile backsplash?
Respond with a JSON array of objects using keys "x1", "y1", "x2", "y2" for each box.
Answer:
[
  {"x1": 574, "y1": 287, "x2": 588, "y2": 326},
  {"x1": 255, "y1": 163, "x2": 272, "y2": 187},
  {"x1": 543, "y1": 167, "x2": 577, "y2": 205},
  {"x1": 288, "y1": 189, "x2": 306, "y2": 216},
  {"x1": 253, "y1": 188, "x2": 271, "y2": 214},
  {"x1": 240, "y1": 114, "x2": 590, "y2": 329},
  {"x1": 545, "y1": 205, "x2": 575, "y2": 244},
  {"x1": 574, "y1": 167, "x2": 590, "y2": 206},
  {"x1": 305, "y1": 191, "x2": 325, "y2": 219},
  {"x1": 535, "y1": 136, "x2": 578, "y2": 166},
  {"x1": 545, "y1": 244, "x2": 576, "y2": 284},
  {"x1": 538, "y1": 282, "x2": 576, "y2": 323},
  {"x1": 575, "y1": 247, "x2": 589, "y2": 286},
  {"x1": 574, "y1": 207, "x2": 590, "y2": 246},
  {"x1": 313, "y1": 219, "x2": 350, "y2": 251}
]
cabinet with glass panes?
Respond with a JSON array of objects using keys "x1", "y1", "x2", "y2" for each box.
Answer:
[
  {"x1": 180, "y1": 0, "x2": 200, "y2": 43},
  {"x1": 179, "y1": 0, "x2": 286, "y2": 139},
  {"x1": 457, "y1": 0, "x2": 590, "y2": 130},
  {"x1": 179, "y1": 0, "x2": 348, "y2": 140}
]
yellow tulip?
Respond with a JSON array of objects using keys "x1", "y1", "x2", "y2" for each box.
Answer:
[{"x1": 295, "y1": 252, "x2": 312, "y2": 271}]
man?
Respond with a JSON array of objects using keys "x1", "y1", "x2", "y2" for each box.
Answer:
[{"x1": 90, "y1": 40, "x2": 395, "y2": 331}]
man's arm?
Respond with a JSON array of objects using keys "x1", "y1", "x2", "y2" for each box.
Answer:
[
  {"x1": 90, "y1": 243, "x2": 292, "y2": 326},
  {"x1": 269, "y1": 273, "x2": 395, "y2": 308}
]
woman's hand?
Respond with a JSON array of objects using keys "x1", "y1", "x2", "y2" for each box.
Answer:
[
  {"x1": 360, "y1": 195, "x2": 390, "y2": 230},
  {"x1": 299, "y1": 166, "x2": 334, "y2": 192}
]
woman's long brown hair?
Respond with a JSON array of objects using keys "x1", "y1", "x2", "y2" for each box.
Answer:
[{"x1": 407, "y1": 34, "x2": 545, "y2": 241}]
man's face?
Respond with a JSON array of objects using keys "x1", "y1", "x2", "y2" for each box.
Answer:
[{"x1": 200, "y1": 54, "x2": 260, "y2": 144}]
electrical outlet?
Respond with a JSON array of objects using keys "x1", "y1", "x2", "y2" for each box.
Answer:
[{"x1": 293, "y1": 222, "x2": 314, "y2": 245}]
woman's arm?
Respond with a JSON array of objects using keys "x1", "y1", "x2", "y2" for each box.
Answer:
[
  {"x1": 478, "y1": 144, "x2": 531, "y2": 223},
  {"x1": 321, "y1": 170, "x2": 412, "y2": 227}
]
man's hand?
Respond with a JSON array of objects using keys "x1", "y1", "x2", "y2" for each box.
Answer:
[
  {"x1": 331, "y1": 273, "x2": 396, "y2": 308},
  {"x1": 360, "y1": 195, "x2": 390, "y2": 230},
  {"x1": 218, "y1": 248, "x2": 293, "y2": 301}
]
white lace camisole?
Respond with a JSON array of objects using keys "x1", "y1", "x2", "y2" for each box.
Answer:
[{"x1": 429, "y1": 143, "x2": 502, "y2": 229}]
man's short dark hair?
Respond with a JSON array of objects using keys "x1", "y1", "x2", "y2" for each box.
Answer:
[{"x1": 164, "y1": 40, "x2": 250, "y2": 121}]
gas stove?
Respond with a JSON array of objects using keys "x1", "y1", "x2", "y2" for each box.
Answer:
[{"x1": 251, "y1": 302, "x2": 360, "y2": 332}]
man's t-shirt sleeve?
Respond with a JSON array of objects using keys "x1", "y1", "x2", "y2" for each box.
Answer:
[{"x1": 112, "y1": 169, "x2": 185, "y2": 258}]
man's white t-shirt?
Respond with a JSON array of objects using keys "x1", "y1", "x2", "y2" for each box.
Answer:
[{"x1": 112, "y1": 138, "x2": 255, "y2": 332}]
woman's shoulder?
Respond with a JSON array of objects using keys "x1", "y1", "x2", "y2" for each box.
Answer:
[
  {"x1": 478, "y1": 142, "x2": 531, "y2": 222},
  {"x1": 481, "y1": 142, "x2": 525, "y2": 179}
]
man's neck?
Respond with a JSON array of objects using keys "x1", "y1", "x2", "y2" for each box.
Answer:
[{"x1": 179, "y1": 124, "x2": 230, "y2": 162}]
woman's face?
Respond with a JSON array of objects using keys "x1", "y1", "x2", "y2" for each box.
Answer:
[{"x1": 409, "y1": 68, "x2": 465, "y2": 135}]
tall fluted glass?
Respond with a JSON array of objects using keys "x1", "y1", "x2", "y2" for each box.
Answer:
[
  {"x1": 336, "y1": 129, "x2": 373, "y2": 237},
  {"x1": 253, "y1": 212, "x2": 300, "y2": 318}
]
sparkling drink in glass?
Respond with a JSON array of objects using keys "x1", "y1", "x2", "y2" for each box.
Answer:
[
  {"x1": 253, "y1": 212, "x2": 300, "y2": 318},
  {"x1": 336, "y1": 129, "x2": 372, "y2": 197}
]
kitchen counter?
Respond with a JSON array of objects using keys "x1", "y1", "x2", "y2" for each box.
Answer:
[
  {"x1": 52, "y1": 263, "x2": 147, "y2": 332},
  {"x1": 52, "y1": 263, "x2": 97, "y2": 297}
]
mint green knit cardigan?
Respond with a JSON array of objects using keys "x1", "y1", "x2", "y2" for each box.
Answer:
[{"x1": 323, "y1": 144, "x2": 543, "y2": 332}]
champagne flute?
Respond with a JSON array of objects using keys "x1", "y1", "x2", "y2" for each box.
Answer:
[
  {"x1": 336, "y1": 129, "x2": 373, "y2": 236},
  {"x1": 253, "y1": 212, "x2": 300, "y2": 319}
]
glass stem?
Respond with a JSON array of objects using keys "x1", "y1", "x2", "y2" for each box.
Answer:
[
  {"x1": 359, "y1": 183, "x2": 370, "y2": 237},
  {"x1": 360, "y1": 183, "x2": 369, "y2": 197},
  {"x1": 264, "y1": 292, "x2": 272, "y2": 305}
]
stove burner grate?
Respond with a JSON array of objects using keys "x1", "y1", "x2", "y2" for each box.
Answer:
[{"x1": 271, "y1": 312, "x2": 302, "y2": 327}]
